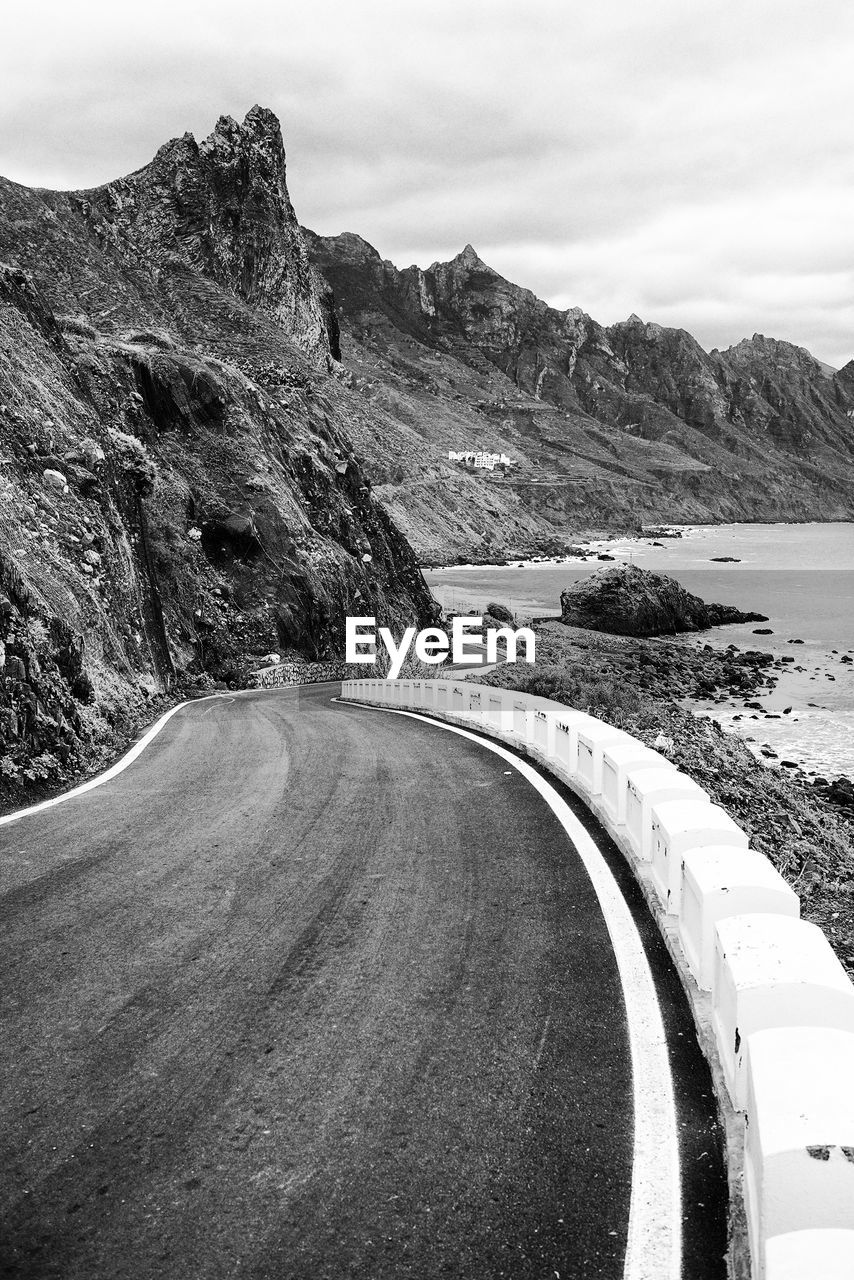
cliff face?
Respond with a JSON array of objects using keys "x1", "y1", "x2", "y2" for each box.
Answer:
[
  {"x1": 306, "y1": 231, "x2": 854, "y2": 559},
  {"x1": 0, "y1": 110, "x2": 432, "y2": 804}
]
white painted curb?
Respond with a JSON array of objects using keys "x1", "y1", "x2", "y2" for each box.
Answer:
[
  {"x1": 601, "y1": 740, "x2": 675, "y2": 827},
  {"x1": 342, "y1": 677, "x2": 854, "y2": 1280},
  {"x1": 0, "y1": 699, "x2": 193, "y2": 828},
  {"x1": 713, "y1": 914, "x2": 854, "y2": 1111},
  {"x1": 649, "y1": 798, "x2": 749, "y2": 917},
  {"x1": 624, "y1": 766, "x2": 709, "y2": 863},
  {"x1": 744, "y1": 1027, "x2": 854, "y2": 1278},
  {"x1": 764, "y1": 1229, "x2": 854, "y2": 1280},
  {"x1": 679, "y1": 848, "x2": 799, "y2": 992}
]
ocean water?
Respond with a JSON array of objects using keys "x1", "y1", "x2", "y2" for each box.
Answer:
[{"x1": 425, "y1": 524, "x2": 854, "y2": 778}]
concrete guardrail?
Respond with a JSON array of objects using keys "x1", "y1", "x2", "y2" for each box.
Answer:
[
  {"x1": 650, "y1": 797, "x2": 749, "y2": 916},
  {"x1": 679, "y1": 848, "x2": 799, "y2": 992},
  {"x1": 341, "y1": 677, "x2": 854, "y2": 1278},
  {"x1": 744, "y1": 1028, "x2": 854, "y2": 1278},
  {"x1": 713, "y1": 915, "x2": 854, "y2": 1110},
  {"x1": 764, "y1": 1229, "x2": 854, "y2": 1280}
]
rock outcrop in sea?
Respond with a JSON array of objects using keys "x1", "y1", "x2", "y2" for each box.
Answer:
[{"x1": 558, "y1": 564, "x2": 767, "y2": 636}]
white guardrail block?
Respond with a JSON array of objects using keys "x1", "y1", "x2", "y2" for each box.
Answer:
[
  {"x1": 679, "y1": 848, "x2": 799, "y2": 991},
  {"x1": 574, "y1": 721, "x2": 631, "y2": 798},
  {"x1": 482, "y1": 686, "x2": 512, "y2": 733},
  {"x1": 548, "y1": 708, "x2": 594, "y2": 780},
  {"x1": 530, "y1": 697, "x2": 553, "y2": 756},
  {"x1": 713, "y1": 914, "x2": 854, "y2": 1111},
  {"x1": 624, "y1": 766, "x2": 709, "y2": 862},
  {"x1": 649, "y1": 798, "x2": 749, "y2": 915},
  {"x1": 744, "y1": 1028, "x2": 854, "y2": 1279},
  {"x1": 511, "y1": 694, "x2": 530, "y2": 741},
  {"x1": 764, "y1": 1229, "x2": 854, "y2": 1280},
  {"x1": 465, "y1": 684, "x2": 484, "y2": 722},
  {"x1": 600, "y1": 740, "x2": 675, "y2": 828}
]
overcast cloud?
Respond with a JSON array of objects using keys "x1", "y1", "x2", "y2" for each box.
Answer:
[{"x1": 1, "y1": 0, "x2": 852, "y2": 366}]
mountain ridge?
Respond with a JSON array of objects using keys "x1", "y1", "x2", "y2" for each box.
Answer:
[
  {"x1": 1, "y1": 102, "x2": 853, "y2": 806},
  {"x1": 305, "y1": 226, "x2": 854, "y2": 559}
]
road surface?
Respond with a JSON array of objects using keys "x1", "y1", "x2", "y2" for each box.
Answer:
[{"x1": 0, "y1": 683, "x2": 727, "y2": 1279}]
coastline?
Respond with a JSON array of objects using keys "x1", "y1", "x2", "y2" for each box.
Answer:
[
  {"x1": 424, "y1": 522, "x2": 854, "y2": 781},
  {"x1": 421, "y1": 519, "x2": 854, "y2": 574}
]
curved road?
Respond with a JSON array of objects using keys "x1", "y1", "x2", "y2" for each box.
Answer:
[{"x1": 0, "y1": 683, "x2": 726, "y2": 1279}]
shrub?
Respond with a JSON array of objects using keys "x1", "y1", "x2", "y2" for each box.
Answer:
[
  {"x1": 122, "y1": 329, "x2": 176, "y2": 349},
  {"x1": 57, "y1": 315, "x2": 97, "y2": 339},
  {"x1": 107, "y1": 427, "x2": 156, "y2": 494}
]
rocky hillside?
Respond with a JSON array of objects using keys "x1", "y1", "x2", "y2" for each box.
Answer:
[
  {"x1": 0, "y1": 109, "x2": 434, "y2": 803},
  {"x1": 2, "y1": 104, "x2": 853, "y2": 803},
  {"x1": 306, "y1": 233, "x2": 854, "y2": 559}
]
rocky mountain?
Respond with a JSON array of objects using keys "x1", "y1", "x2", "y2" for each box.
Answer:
[
  {"x1": 305, "y1": 232, "x2": 854, "y2": 560},
  {"x1": 2, "y1": 103, "x2": 853, "y2": 802},
  {"x1": 0, "y1": 108, "x2": 433, "y2": 802}
]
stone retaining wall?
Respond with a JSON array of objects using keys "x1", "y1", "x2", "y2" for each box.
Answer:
[{"x1": 250, "y1": 660, "x2": 362, "y2": 689}]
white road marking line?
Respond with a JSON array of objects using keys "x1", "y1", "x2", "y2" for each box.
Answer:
[
  {"x1": 533, "y1": 1013, "x2": 552, "y2": 1071},
  {"x1": 0, "y1": 700, "x2": 194, "y2": 828},
  {"x1": 344, "y1": 702, "x2": 682, "y2": 1280}
]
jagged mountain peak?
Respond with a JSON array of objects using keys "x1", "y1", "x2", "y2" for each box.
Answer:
[
  {"x1": 726, "y1": 333, "x2": 807, "y2": 359},
  {"x1": 304, "y1": 229, "x2": 384, "y2": 265},
  {"x1": 0, "y1": 105, "x2": 334, "y2": 362},
  {"x1": 0, "y1": 110, "x2": 436, "y2": 797},
  {"x1": 145, "y1": 128, "x2": 200, "y2": 176},
  {"x1": 146, "y1": 106, "x2": 286, "y2": 177},
  {"x1": 456, "y1": 243, "x2": 485, "y2": 267},
  {"x1": 723, "y1": 332, "x2": 833, "y2": 379},
  {"x1": 610, "y1": 314, "x2": 669, "y2": 341},
  {"x1": 426, "y1": 243, "x2": 493, "y2": 276},
  {"x1": 198, "y1": 104, "x2": 286, "y2": 170}
]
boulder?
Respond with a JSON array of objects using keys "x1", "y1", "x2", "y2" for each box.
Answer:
[
  {"x1": 828, "y1": 777, "x2": 854, "y2": 810},
  {"x1": 200, "y1": 513, "x2": 261, "y2": 557},
  {"x1": 42, "y1": 468, "x2": 67, "y2": 491},
  {"x1": 559, "y1": 564, "x2": 768, "y2": 637},
  {"x1": 485, "y1": 601, "x2": 514, "y2": 624}
]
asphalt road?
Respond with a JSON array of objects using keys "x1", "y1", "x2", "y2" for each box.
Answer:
[{"x1": 0, "y1": 683, "x2": 727, "y2": 1279}]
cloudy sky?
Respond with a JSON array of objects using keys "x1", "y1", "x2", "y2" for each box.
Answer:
[{"x1": 1, "y1": 0, "x2": 852, "y2": 366}]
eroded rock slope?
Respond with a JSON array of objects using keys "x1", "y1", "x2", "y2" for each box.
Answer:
[{"x1": 0, "y1": 110, "x2": 433, "y2": 802}]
